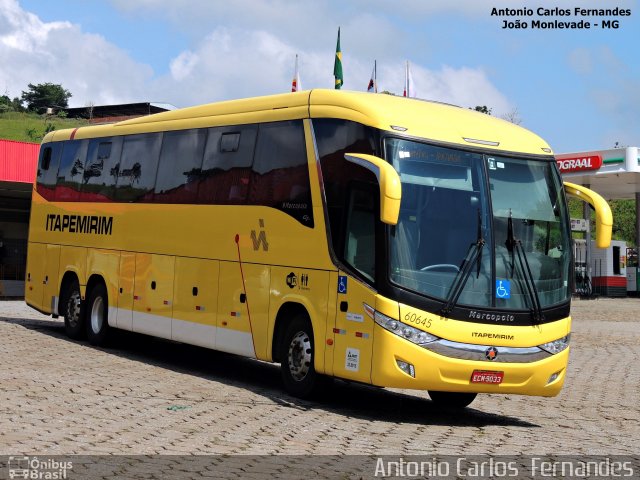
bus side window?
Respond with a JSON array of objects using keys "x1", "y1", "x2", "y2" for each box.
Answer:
[
  {"x1": 249, "y1": 121, "x2": 313, "y2": 227},
  {"x1": 314, "y1": 118, "x2": 380, "y2": 263},
  {"x1": 80, "y1": 137, "x2": 122, "y2": 202},
  {"x1": 343, "y1": 185, "x2": 377, "y2": 282},
  {"x1": 55, "y1": 140, "x2": 88, "y2": 202},
  {"x1": 114, "y1": 133, "x2": 162, "y2": 202},
  {"x1": 36, "y1": 142, "x2": 63, "y2": 201},
  {"x1": 155, "y1": 129, "x2": 206, "y2": 204},
  {"x1": 198, "y1": 125, "x2": 257, "y2": 205},
  {"x1": 40, "y1": 147, "x2": 52, "y2": 171}
]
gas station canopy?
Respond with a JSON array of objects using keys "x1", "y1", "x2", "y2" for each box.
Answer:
[{"x1": 557, "y1": 146, "x2": 640, "y2": 199}]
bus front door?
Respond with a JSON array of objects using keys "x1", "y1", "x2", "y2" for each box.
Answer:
[{"x1": 332, "y1": 271, "x2": 376, "y2": 383}]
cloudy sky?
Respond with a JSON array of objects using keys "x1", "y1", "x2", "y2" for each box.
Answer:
[{"x1": 1, "y1": 0, "x2": 638, "y2": 152}]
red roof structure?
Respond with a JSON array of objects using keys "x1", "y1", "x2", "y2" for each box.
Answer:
[{"x1": 0, "y1": 139, "x2": 39, "y2": 183}]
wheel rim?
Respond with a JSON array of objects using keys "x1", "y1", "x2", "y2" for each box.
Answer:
[
  {"x1": 287, "y1": 331, "x2": 312, "y2": 381},
  {"x1": 66, "y1": 291, "x2": 81, "y2": 327},
  {"x1": 90, "y1": 296, "x2": 104, "y2": 334}
]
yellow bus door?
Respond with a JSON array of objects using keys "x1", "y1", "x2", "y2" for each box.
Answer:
[
  {"x1": 25, "y1": 243, "x2": 46, "y2": 311},
  {"x1": 216, "y1": 261, "x2": 269, "y2": 359},
  {"x1": 42, "y1": 244, "x2": 61, "y2": 313},
  {"x1": 172, "y1": 257, "x2": 219, "y2": 349},
  {"x1": 116, "y1": 252, "x2": 135, "y2": 331},
  {"x1": 132, "y1": 253, "x2": 175, "y2": 339},
  {"x1": 331, "y1": 272, "x2": 376, "y2": 383}
]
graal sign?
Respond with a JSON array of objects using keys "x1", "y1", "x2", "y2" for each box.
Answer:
[{"x1": 556, "y1": 155, "x2": 602, "y2": 173}]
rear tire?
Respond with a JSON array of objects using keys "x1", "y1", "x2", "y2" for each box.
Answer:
[
  {"x1": 86, "y1": 283, "x2": 110, "y2": 346},
  {"x1": 280, "y1": 315, "x2": 323, "y2": 398},
  {"x1": 62, "y1": 279, "x2": 85, "y2": 340},
  {"x1": 428, "y1": 390, "x2": 477, "y2": 408}
]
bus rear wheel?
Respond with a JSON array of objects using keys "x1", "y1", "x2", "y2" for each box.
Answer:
[
  {"x1": 86, "y1": 283, "x2": 110, "y2": 346},
  {"x1": 428, "y1": 391, "x2": 477, "y2": 409},
  {"x1": 62, "y1": 279, "x2": 85, "y2": 340},
  {"x1": 280, "y1": 315, "x2": 322, "y2": 398}
]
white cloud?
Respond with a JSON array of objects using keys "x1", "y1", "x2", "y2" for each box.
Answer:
[
  {"x1": 1, "y1": 0, "x2": 513, "y2": 120},
  {"x1": 170, "y1": 50, "x2": 199, "y2": 81},
  {"x1": 0, "y1": 0, "x2": 69, "y2": 53},
  {"x1": 152, "y1": 26, "x2": 511, "y2": 116},
  {"x1": 376, "y1": 63, "x2": 512, "y2": 114},
  {"x1": 0, "y1": 0, "x2": 152, "y2": 106}
]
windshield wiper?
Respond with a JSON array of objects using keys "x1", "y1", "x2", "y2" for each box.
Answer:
[
  {"x1": 441, "y1": 209, "x2": 485, "y2": 316},
  {"x1": 505, "y1": 211, "x2": 544, "y2": 324}
]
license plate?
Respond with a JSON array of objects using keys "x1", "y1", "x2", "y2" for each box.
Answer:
[{"x1": 470, "y1": 370, "x2": 504, "y2": 384}]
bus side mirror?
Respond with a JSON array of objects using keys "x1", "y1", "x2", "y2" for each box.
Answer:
[
  {"x1": 344, "y1": 153, "x2": 402, "y2": 225},
  {"x1": 563, "y1": 181, "x2": 613, "y2": 249}
]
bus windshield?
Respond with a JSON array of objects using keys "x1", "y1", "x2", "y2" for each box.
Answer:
[{"x1": 386, "y1": 138, "x2": 571, "y2": 312}]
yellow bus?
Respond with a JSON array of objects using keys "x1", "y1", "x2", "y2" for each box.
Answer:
[{"x1": 26, "y1": 90, "x2": 612, "y2": 408}]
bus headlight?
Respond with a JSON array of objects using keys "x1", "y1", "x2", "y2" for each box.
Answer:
[
  {"x1": 538, "y1": 334, "x2": 570, "y2": 354},
  {"x1": 374, "y1": 311, "x2": 439, "y2": 347}
]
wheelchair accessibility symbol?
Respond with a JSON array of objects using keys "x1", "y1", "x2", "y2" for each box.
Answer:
[
  {"x1": 496, "y1": 280, "x2": 511, "y2": 299},
  {"x1": 338, "y1": 275, "x2": 348, "y2": 294}
]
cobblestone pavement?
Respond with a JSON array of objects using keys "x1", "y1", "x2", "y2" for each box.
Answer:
[{"x1": 0, "y1": 298, "x2": 638, "y2": 456}]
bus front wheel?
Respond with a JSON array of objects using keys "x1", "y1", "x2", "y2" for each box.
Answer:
[
  {"x1": 86, "y1": 283, "x2": 110, "y2": 346},
  {"x1": 62, "y1": 279, "x2": 85, "y2": 340},
  {"x1": 428, "y1": 391, "x2": 477, "y2": 408},
  {"x1": 280, "y1": 315, "x2": 322, "y2": 398}
]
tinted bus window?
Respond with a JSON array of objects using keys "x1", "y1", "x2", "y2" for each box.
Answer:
[
  {"x1": 55, "y1": 140, "x2": 88, "y2": 201},
  {"x1": 250, "y1": 121, "x2": 313, "y2": 227},
  {"x1": 80, "y1": 137, "x2": 122, "y2": 202},
  {"x1": 155, "y1": 129, "x2": 206, "y2": 204},
  {"x1": 314, "y1": 119, "x2": 380, "y2": 256},
  {"x1": 36, "y1": 142, "x2": 63, "y2": 201},
  {"x1": 198, "y1": 125, "x2": 257, "y2": 204},
  {"x1": 114, "y1": 133, "x2": 162, "y2": 202}
]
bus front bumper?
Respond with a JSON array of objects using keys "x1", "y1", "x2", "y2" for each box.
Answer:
[{"x1": 370, "y1": 325, "x2": 569, "y2": 397}]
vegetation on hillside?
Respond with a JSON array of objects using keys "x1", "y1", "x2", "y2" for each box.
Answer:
[
  {"x1": 568, "y1": 198, "x2": 636, "y2": 247},
  {"x1": 1, "y1": 82, "x2": 86, "y2": 142},
  {"x1": 20, "y1": 82, "x2": 72, "y2": 114},
  {"x1": 0, "y1": 111, "x2": 88, "y2": 143}
]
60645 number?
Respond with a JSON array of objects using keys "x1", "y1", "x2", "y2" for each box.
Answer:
[{"x1": 404, "y1": 312, "x2": 432, "y2": 329}]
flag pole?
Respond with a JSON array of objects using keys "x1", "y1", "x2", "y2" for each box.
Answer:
[
  {"x1": 374, "y1": 59, "x2": 377, "y2": 93},
  {"x1": 403, "y1": 61, "x2": 408, "y2": 97},
  {"x1": 291, "y1": 54, "x2": 300, "y2": 92},
  {"x1": 334, "y1": 27, "x2": 343, "y2": 89}
]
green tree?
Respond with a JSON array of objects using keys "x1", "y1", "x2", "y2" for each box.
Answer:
[
  {"x1": 11, "y1": 97, "x2": 25, "y2": 112},
  {"x1": 0, "y1": 95, "x2": 11, "y2": 113},
  {"x1": 610, "y1": 199, "x2": 637, "y2": 246},
  {"x1": 21, "y1": 82, "x2": 72, "y2": 114},
  {"x1": 471, "y1": 105, "x2": 492, "y2": 115},
  {"x1": 568, "y1": 198, "x2": 637, "y2": 246}
]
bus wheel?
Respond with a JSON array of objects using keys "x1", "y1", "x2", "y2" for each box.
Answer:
[
  {"x1": 280, "y1": 315, "x2": 320, "y2": 398},
  {"x1": 86, "y1": 283, "x2": 109, "y2": 346},
  {"x1": 428, "y1": 391, "x2": 477, "y2": 409},
  {"x1": 62, "y1": 280, "x2": 85, "y2": 340}
]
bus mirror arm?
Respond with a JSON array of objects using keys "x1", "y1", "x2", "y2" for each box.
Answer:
[
  {"x1": 344, "y1": 153, "x2": 402, "y2": 225},
  {"x1": 563, "y1": 181, "x2": 613, "y2": 249}
]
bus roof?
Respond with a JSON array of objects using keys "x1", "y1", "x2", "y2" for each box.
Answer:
[{"x1": 45, "y1": 89, "x2": 552, "y2": 156}]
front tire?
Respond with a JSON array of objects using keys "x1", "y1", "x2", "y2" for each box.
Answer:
[
  {"x1": 428, "y1": 390, "x2": 477, "y2": 409},
  {"x1": 86, "y1": 283, "x2": 110, "y2": 346},
  {"x1": 280, "y1": 315, "x2": 322, "y2": 398},
  {"x1": 62, "y1": 279, "x2": 85, "y2": 340}
]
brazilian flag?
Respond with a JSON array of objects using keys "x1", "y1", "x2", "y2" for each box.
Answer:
[{"x1": 334, "y1": 27, "x2": 343, "y2": 89}]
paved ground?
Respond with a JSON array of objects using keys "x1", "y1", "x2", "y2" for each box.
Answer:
[{"x1": 0, "y1": 298, "x2": 638, "y2": 458}]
